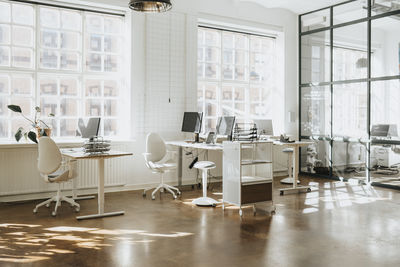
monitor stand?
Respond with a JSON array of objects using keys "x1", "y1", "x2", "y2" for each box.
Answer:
[{"x1": 195, "y1": 133, "x2": 200, "y2": 143}]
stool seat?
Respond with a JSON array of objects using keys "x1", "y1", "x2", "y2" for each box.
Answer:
[
  {"x1": 194, "y1": 161, "x2": 216, "y2": 170},
  {"x1": 282, "y1": 148, "x2": 294, "y2": 153}
]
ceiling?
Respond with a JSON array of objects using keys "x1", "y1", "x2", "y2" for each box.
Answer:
[{"x1": 235, "y1": 0, "x2": 348, "y2": 14}]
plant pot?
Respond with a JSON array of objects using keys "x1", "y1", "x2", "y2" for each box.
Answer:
[{"x1": 37, "y1": 128, "x2": 52, "y2": 138}]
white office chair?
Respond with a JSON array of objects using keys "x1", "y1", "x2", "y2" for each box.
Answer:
[
  {"x1": 143, "y1": 133, "x2": 181, "y2": 200},
  {"x1": 33, "y1": 137, "x2": 80, "y2": 216}
]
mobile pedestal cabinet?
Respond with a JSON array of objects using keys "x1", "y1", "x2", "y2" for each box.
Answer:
[{"x1": 222, "y1": 141, "x2": 275, "y2": 216}]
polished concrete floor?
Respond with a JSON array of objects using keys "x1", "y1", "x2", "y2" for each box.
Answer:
[{"x1": 0, "y1": 177, "x2": 400, "y2": 267}]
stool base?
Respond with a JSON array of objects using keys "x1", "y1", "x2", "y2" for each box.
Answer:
[{"x1": 192, "y1": 197, "x2": 219, "y2": 207}]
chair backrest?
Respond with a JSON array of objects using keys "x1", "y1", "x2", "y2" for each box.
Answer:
[
  {"x1": 145, "y1": 132, "x2": 166, "y2": 162},
  {"x1": 38, "y1": 137, "x2": 62, "y2": 174}
]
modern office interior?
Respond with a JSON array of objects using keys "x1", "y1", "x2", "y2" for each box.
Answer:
[{"x1": 0, "y1": 0, "x2": 399, "y2": 266}]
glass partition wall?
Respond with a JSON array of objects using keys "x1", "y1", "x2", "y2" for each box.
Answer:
[{"x1": 299, "y1": 0, "x2": 400, "y2": 189}]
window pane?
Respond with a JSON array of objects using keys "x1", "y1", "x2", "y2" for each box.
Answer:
[
  {"x1": 0, "y1": 2, "x2": 11, "y2": 23},
  {"x1": 0, "y1": 76, "x2": 9, "y2": 94},
  {"x1": 86, "y1": 15, "x2": 103, "y2": 33},
  {"x1": 60, "y1": 119, "x2": 77, "y2": 136},
  {"x1": 333, "y1": 83, "x2": 367, "y2": 138},
  {"x1": 205, "y1": 84, "x2": 217, "y2": 100},
  {"x1": 301, "y1": 30, "x2": 330, "y2": 84},
  {"x1": 85, "y1": 80, "x2": 101, "y2": 96},
  {"x1": 13, "y1": 47, "x2": 33, "y2": 68},
  {"x1": 223, "y1": 65, "x2": 233, "y2": 80},
  {"x1": 41, "y1": 30, "x2": 58, "y2": 48},
  {"x1": 205, "y1": 102, "x2": 217, "y2": 117},
  {"x1": 0, "y1": 97, "x2": 8, "y2": 116},
  {"x1": 61, "y1": 98, "x2": 77, "y2": 116},
  {"x1": 86, "y1": 99, "x2": 102, "y2": 116},
  {"x1": 13, "y1": 26, "x2": 33, "y2": 46},
  {"x1": 86, "y1": 53, "x2": 102, "y2": 71},
  {"x1": 11, "y1": 118, "x2": 29, "y2": 134},
  {"x1": 61, "y1": 32, "x2": 80, "y2": 50},
  {"x1": 40, "y1": 50, "x2": 58, "y2": 69},
  {"x1": 0, "y1": 118, "x2": 8, "y2": 137},
  {"x1": 12, "y1": 4, "x2": 34, "y2": 26},
  {"x1": 87, "y1": 34, "x2": 102, "y2": 51},
  {"x1": 60, "y1": 79, "x2": 78, "y2": 96},
  {"x1": 40, "y1": 97, "x2": 58, "y2": 115},
  {"x1": 104, "y1": 119, "x2": 117, "y2": 136},
  {"x1": 61, "y1": 11, "x2": 81, "y2": 30},
  {"x1": 60, "y1": 52, "x2": 79, "y2": 70},
  {"x1": 104, "y1": 80, "x2": 118, "y2": 96},
  {"x1": 104, "y1": 55, "x2": 118, "y2": 72},
  {"x1": 104, "y1": 99, "x2": 117, "y2": 116},
  {"x1": 0, "y1": 25, "x2": 10, "y2": 44},
  {"x1": 11, "y1": 97, "x2": 31, "y2": 116},
  {"x1": 333, "y1": 0, "x2": 367, "y2": 25},
  {"x1": 333, "y1": 23, "x2": 368, "y2": 81},
  {"x1": 301, "y1": 8, "x2": 330, "y2": 32},
  {"x1": 40, "y1": 78, "x2": 58, "y2": 95},
  {"x1": 12, "y1": 76, "x2": 32, "y2": 95},
  {"x1": 0, "y1": 46, "x2": 10, "y2": 66},
  {"x1": 222, "y1": 86, "x2": 233, "y2": 100},
  {"x1": 40, "y1": 7, "x2": 60, "y2": 28},
  {"x1": 205, "y1": 30, "x2": 220, "y2": 46},
  {"x1": 104, "y1": 17, "x2": 121, "y2": 34}
]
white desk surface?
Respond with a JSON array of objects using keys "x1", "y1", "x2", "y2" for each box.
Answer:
[
  {"x1": 166, "y1": 141, "x2": 224, "y2": 151},
  {"x1": 61, "y1": 148, "x2": 133, "y2": 159},
  {"x1": 273, "y1": 141, "x2": 314, "y2": 147}
]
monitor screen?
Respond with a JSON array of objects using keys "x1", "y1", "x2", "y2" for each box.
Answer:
[
  {"x1": 78, "y1": 117, "x2": 101, "y2": 138},
  {"x1": 216, "y1": 116, "x2": 235, "y2": 136},
  {"x1": 181, "y1": 112, "x2": 203, "y2": 133},
  {"x1": 254, "y1": 119, "x2": 273, "y2": 136}
]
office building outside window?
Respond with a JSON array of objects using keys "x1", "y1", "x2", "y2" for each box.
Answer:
[
  {"x1": 0, "y1": 0, "x2": 126, "y2": 138},
  {"x1": 197, "y1": 26, "x2": 277, "y2": 132}
]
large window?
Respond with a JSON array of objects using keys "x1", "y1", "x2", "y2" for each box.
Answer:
[
  {"x1": 0, "y1": 0, "x2": 126, "y2": 139},
  {"x1": 197, "y1": 27, "x2": 277, "y2": 131}
]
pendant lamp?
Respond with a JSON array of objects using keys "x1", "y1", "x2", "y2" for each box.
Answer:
[{"x1": 129, "y1": 0, "x2": 172, "y2": 12}]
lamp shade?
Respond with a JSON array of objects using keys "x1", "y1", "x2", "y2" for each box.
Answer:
[{"x1": 129, "y1": 0, "x2": 172, "y2": 12}]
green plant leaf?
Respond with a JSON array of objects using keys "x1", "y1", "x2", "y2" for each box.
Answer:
[
  {"x1": 28, "y1": 131, "x2": 38, "y2": 144},
  {"x1": 15, "y1": 127, "x2": 23, "y2": 142},
  {"x1": 35, "y1": 106, "x2": 41, "y2": 112},
  {"x1": 8, "y1": 105, "x2": 22, "y2": 113},
  {"x1": 49, "y1": 113, "x2": 55, "y2": 117}
]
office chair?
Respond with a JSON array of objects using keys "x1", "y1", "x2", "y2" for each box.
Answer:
[
  {"x1": 33, "y1": 137, "x2": 80, "y2": 216},
  {"x1": 143, "y1": 132, "x2": 181, "y2": 200}
]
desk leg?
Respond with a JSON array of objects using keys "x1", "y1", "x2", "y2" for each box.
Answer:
[
  {"x1": 280, "y1": 146, "x2": 311, "y2": 195},
  {"x1": 76, "y1": 158, "x2": 125, "y2": 220},
  {"x1": 178, "y1": 146, "x2": 183, "y2": 187}
]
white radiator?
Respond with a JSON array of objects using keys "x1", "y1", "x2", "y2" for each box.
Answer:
[{"x1": 0, "y1": 143, "x2": 134, "y2": 197}]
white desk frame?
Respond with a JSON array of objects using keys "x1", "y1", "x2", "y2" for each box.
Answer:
[
  {"x1": 273, "y1": 141, "x2": 313, "y2": 195},
  {"x1": 61, "y1": 149, "x2": 133, "y2": 220},
  {"x1": 166, "y1": 141, "x2": 223, "y2": 187}
]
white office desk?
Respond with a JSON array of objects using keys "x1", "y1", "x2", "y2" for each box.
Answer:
[
  {"x1": 166, "y1": 141, "x2": 223, "y2": 186},
  {"x1": 61, "y1": 149, "x2": 133, "y2": 220},
  {"x1": 273, "y1": 141, "x2": 314, "y2": 195}
]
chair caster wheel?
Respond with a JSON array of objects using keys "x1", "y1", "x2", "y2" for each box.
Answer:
[
  {"x1": 46, "y1": 203, "x2": 50, "y2": 208},
  {"x1": 271, "y1": 210, "x2": 276, "y2": 215},
  {"x1": 51, "y1": 211, "x2": 56, "y2": 217},
  {"x1": 280, "y1": 191, "x2": 284, "y2": 196},
  {"x1": 151, "y1": 195, "x2": 156, "y2": 200},
  {"x1": 33, "y1": 208, "x2": 37, "y2": 214},
  {"x1": 307, "y1": 188, "x2": 311, "y2": 192},
  {"x1": 173, "y1": 195, "x2": 177, "y2": 199},
  {"x1": 177, "y1": 191, "x2": 181, "y2": 196},
  {"x1": 75, "y1": 205, "x2": 80, "y2": 212}
]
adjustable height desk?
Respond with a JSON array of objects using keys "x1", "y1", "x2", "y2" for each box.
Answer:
[{"x1": 165, "y1": 141, "x2": 223, "y2": 186}]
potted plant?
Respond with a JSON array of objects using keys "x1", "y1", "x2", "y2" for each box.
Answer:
[{"x1": 7, "y1": 105, "x2": 55, "y2": 143}]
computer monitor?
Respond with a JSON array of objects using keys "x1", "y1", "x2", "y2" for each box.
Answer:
[
  {"x1": 216, "y1": 116, "x2": 235, "y2": 136},
  {"x1": 78, "y1": 117, "x2": 101, "y2": 138},
  {"x1": 181, "y1": 112, "x2": 203, "y2": 133},
  {"x1": 254, "y1": 119, "x2": 273, "y2": 136}
]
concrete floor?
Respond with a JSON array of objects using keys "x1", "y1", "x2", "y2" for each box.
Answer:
[{"x1": 0, "y1": 177, "x2": 400, "y2": 267}]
